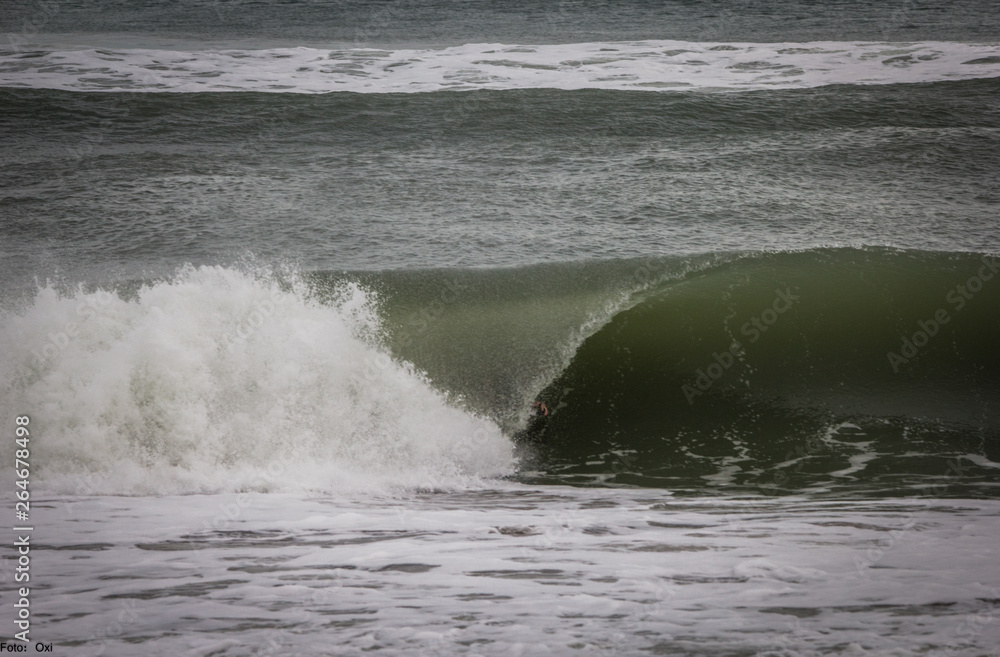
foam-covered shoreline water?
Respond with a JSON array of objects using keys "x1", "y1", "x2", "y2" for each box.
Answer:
[
  {"x1": 2, "y1": 40, "x2": 1000, "y2": 93},
  {"x1": 27, "y1": 490, "x2": 1000, "y2": 656}
]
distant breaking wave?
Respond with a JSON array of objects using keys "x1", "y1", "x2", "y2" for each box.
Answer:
[{"x1": 1, "y1": 40, "x2": 1000, "y2": 93}]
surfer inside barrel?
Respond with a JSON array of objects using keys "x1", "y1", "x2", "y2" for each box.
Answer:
[{"x1": 515, "y1": 401, "x2": 550, "y2": 443}]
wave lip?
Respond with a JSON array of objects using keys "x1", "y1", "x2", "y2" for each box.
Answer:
[{"x1": 2, "y1": 40, "x2": 1000, "y2": 93}]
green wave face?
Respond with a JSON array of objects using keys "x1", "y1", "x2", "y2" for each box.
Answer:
[
  {"x1": 330, "y1": 248, "x2": 1000, "y2": 497},
  {"x1": 526, "y1": 249, "x2": 1000, "y2": 496}
]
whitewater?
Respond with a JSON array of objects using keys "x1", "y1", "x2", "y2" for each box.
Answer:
[
  {"x1": 2, "y1": 41, "x2": 1000, "y2": 93},
  {"x1": 0, "y1": 267, "x2": 514, "y2": 496},
  {"x1": 17, "y1": 491, "x2": 1000, "y2": 656}
]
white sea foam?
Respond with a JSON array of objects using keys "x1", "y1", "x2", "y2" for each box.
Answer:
[
  {"x1": 1, "y1": 40, "x2": 999, "y2": 93},
  {"x1": 0, "y1": 266, "x2": 515, "y2": 495},
  {"x1": 29, "y1": 491, "x2": 1000, "y2": 655}
]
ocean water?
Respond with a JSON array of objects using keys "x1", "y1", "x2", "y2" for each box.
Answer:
[{"x1": 1, "y1": 1, "x2": 1000, "y2": 655}]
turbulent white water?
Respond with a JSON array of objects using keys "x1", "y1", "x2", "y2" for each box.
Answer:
[
  {"x1": 2, "y1": 40, "x2": 1000, "y2": 93},
  {"x1": 0, "y1": 266, "x2": 515, "y2": 495},
  {"x1": 19, "y1": 489, "x2": 1000, "y2": 656}
]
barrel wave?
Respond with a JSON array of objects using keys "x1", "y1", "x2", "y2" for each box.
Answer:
[
  {"x1": 521, "y1": 248, "x2": 1000, "y2": 496},
  {"x1": 3, "y1": 248, "x2": 997, "y2": 498}
]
